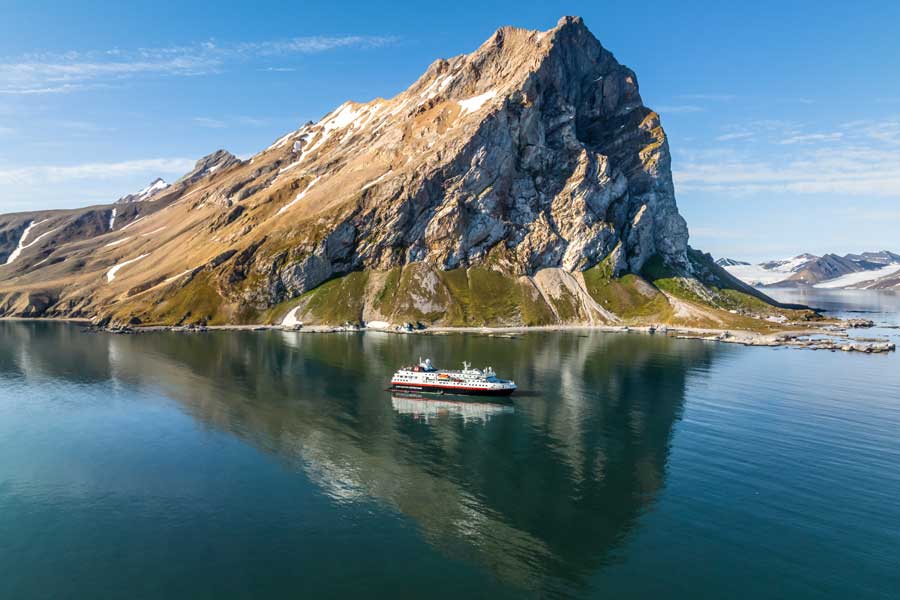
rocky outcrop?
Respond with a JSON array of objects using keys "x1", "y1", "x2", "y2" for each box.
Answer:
[
  {"x1": 175, "y1": 150, "x2": 242, "y2": 188},
  {"x1": 117, "y1": 178, "x2": 169, "y2": 203}
]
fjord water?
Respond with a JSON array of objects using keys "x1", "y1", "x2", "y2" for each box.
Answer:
[{"x1": 1, "y1": 291, "x2": 898, "y2": 599}]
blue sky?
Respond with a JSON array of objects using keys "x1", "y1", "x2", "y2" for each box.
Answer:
[{"x1": 1, "y1": 0, "x2": 898, "y2": 262}]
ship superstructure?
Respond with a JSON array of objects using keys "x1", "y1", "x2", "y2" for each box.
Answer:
[{"x1": 390, "y1": 358, "x2": 516, "y2": 397}]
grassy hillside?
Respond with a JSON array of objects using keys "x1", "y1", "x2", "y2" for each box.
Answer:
[
  {"x1": 264, "y1": 251, "x2": 817, "y2": 331},
  {"x1": 102, "y1": 245, "x2": 818, "y2": 331}
]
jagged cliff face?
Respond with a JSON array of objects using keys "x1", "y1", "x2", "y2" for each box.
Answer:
[
  {"x1": 0, "y1": 17, "x2": 747, "y2": 328},
  {"x1": 259, "y1": 16, "x2": 688, "y2": 292}
]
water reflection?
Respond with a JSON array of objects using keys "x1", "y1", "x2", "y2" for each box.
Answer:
[
  {"x1": 391, "y1": 392, "x2": 515, "y2": 423},
  {"x1": 0, "y1": 322, "x2": 717, "y2": 595}
]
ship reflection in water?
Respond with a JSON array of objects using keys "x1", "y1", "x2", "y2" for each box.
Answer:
[{"x1": 390, "y1": 391, "x2": 514, "y2": 423}]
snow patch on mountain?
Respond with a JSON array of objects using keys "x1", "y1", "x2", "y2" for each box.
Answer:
[
  {"x1": 104, "y1": 236, "x2": 132, "y2": 248},
  {"x1": 4, "y1": 220, "x2": 57, "y2": 265},
  {"x1": 120, "y1": 216, "x2": 146, "y2": 231},
  {"x1": 118, "y1": 178, "x2": 169, "y2": 204},
  {"x1": 725, "y1": 264, "x2": 796, "y2": 286},
  {"x1": 814, "y1": 264, "x2": 900, "y2": 289},
  {"x1": 458, "y1": 90, "x2": 498, "y2": 114},
  {"x1": 276, "y1": 177, "x2": 321, "y2": 216},
  {"x1": 5, "y1": 220, "x2": 42, "y2": 265},
  {"x1": 281, "y1": 306, "x2": 303, "y2": 327},
  {"x1": 106, "y1": 254, "x2": 149, "y2": 283}
]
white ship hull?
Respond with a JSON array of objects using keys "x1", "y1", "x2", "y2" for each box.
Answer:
[{"x1": 390, "y1": 359, "x2": 516, "y2": 397}]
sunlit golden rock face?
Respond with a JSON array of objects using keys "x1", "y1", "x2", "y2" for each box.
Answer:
[{"x1": 0, "y1": 16, "x2": 708, "y2": 326}]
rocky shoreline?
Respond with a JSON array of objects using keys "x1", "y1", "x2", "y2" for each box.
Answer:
[
  {"x1": 64, "y1": 319, "x2": 896, "y2": 355},
  {"x1": 3, "y1": 314, "x2": 894, "y2": 354}
]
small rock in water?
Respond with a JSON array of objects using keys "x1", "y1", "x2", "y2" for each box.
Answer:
[{"x1": 846, "y1": 318, "x2": 875, "y2": 328}]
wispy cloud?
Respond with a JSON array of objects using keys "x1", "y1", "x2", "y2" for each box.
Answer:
[
  {"x1": 676, "y1": 93, "x2": 735, "y2": 101},
  {"x1": 779, "y1": 132, "x2": 843, "y2": 145},
  {"x1": 0, "y1": 34, "x2": 398, "y2": 95},
  {"x1": 193, "y1": 117, "x2": 227, "y2": 129},
  {"x1": 840, "y1": 117, "x2": 900, "y2": 145},
  {"x1": 0, "y1": 157, "x2": 202, "y2": 212},
  {"x1": 712, "y1": 119, "x2": 813, "y2": 144},
  {"x1": 715, "y1": 132, "x2": 754, "y2": 142},
  {"x1": 0, "y1": 158, "x2": 196, "y2": 186},
  {"x1": 193, "y1": 115, "x2": 268, "y2": 129},
  {"x1": 656, "y1": 104, "x2": 705, "y2": 114},
  {"x1": 235, "y1": 35, "x2": 396, "y2": 55},
  {"x1": 674, "y1": 145, "x2": 900, "y2": 197}
]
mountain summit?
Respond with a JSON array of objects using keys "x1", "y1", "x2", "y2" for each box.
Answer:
[
  {"x1": 266, "y1": 15, "x2": 689, "y2": 279},
  {"x1": 0, "y1": 17, "x2": 800, "y2": 328}
]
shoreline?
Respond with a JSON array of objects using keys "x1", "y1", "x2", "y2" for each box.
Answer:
[{"x1": 4, "y1": 316, "x2": 893, "y2": 354}]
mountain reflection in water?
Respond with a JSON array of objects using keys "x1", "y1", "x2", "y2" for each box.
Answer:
[{"x1": 0, "y1": 322, "x2": 716, "y2": 596}]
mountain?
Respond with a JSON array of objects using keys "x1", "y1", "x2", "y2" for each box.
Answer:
[
  {"x1": 117, "y1": 178, "x2": 170, "y2": 203},
  {"x1": 0, "y1": 149, "x2": 239, "y2": 275},
  {"x1": 0, "y1": 16, "x2": 807, "y2": 328},
  {"x1": 724, "y1": 251, "x2": 900, "y2": 289},
  {"x1": 715, "y1": 258, "x2": 749, "y2": 267},
  {"x1": 844, "y1": 251, "x2": 900, "y2": 266}
]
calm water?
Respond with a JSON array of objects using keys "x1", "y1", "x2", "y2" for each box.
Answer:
[{"x1": 1, "y1": 290, "x2": 899, "y2": 599}]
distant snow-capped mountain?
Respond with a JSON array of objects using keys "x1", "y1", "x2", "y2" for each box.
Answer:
[
  {"x1": 714, "y1": 257, "x2": 749, "y2": 267},
  {"x1": 722, "y1": 251, "x2": 900, "y2": 289}
]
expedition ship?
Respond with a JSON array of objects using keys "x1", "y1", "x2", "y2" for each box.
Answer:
[{"x1": 390, "y1": 358, "x2": 517, "y2": 397}]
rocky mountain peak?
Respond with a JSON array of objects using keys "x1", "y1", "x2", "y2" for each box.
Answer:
[
  {"x1": 267, "y1": 15, "x2": 687, "y2": 279},
  {"x1": 117, "y1": 177, "x2": 170, "y2": 204},
  {"x1": 175, "y1": 150, "x2": 242, "y2": 187}
]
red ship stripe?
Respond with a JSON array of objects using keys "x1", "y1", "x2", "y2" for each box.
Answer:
[{"x1": 391, "y1": 381, "x2": 514, "y2": 392}]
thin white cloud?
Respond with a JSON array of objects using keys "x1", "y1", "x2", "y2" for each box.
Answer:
[
  {"x1": 0, "y1": 158, "x2": 196, "y2": 186},
  {"x1": 193, "y1": 117, "x2": 227, "y2": 129},
  {"x1": 676, "y1": 93, "x2": 735, "y2": 101},
  {"x1": 845, "y1": 118, "x2": 900, "y2": 145},
  {"x1": 0, "y1": 157, "x2": 199, "y2": 212},
  {"x1": 674, "y1": 145, "x2": 900, "y2": 197},
  {"x1": 0, "y1": 35, "x2": 398, "y2": 95},
  {"x1": 0, "y1": 83, "x2": 104, "y2": 95},
  {"x1": 779, "y1": 132, "x2": 843, "y2": 145},
  {"x1": 715, "y1": 132, "x2": 754, "y2": 142},
  {"x1": 656, "y1": 104, "x2": 705, "y2": 114},
  {"x1": 193, "y1": 115, "x2": 268, "y2": 128},
  {"x1": 236, "y1": 35, "x2": 396, "y2": 55}
]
